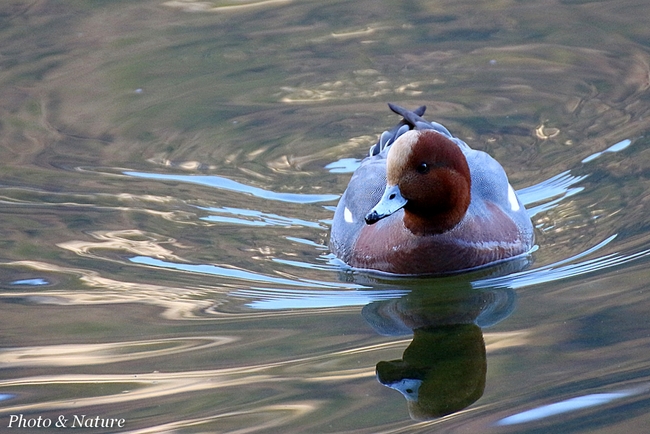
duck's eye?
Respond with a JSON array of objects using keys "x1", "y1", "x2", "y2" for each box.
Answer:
[{"x1": 416, "y1": 163, "x2": 429, "y2": 174}]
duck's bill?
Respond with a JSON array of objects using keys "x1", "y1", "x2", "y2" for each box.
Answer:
[{"x1": 365, "y1": 184, "x2": 408, "y2": 224}]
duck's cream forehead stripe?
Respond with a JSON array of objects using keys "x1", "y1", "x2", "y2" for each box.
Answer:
[{"x1": 386, "y1": 130, "x2": 421, "y2": 185}]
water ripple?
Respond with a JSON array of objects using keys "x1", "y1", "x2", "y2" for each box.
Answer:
[
  {"x1": 581, "y1": 139, "x2": 633, "y2": 164},
  {"x1": 163, "y1": 0, "x2": 292, "y2": 13},
  {"x1": 233, "y1": 288, "x2": 408, "y2": 310},
  {"x1": 129, "y1": 256, "x2": 363, "y2": 290},
  {"x1": 496, "y1": 384, "x2": 650, "y2": 426},
  {"x1": 472, "y1": 234, "x2": 650, "y2": 290},
  {"x1": 1, "y1": 260, "x2": 216, "y2": 320},
  {"x1": 236, "y1": 234, "x2": 650, "y2": 310},
  {"x1": 199, "y1": 206, "x2": 325, "y2": 229},
  {"x1": 126, "y1": 404, "x2": 316, "y2": 434},
  {"x1": 517, "y1": 170, "x2": 587, "y2": 216},
  {"x1": 124, "y1": 171, "x2": 338, "y2": 204},
  {"x1": 0, "y1": 341, "x2": 396, "y2": 416},
  {"x1": 0, "y1": 337, "x2": 234, "y2": 367}
]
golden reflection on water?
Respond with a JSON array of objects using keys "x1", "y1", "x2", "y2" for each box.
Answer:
[
  {"x1": 1, "y1": 371, "x2": 285, "y2": 412},
  {"x1": 3, "y1": 260, "x2": 216, "y2": 320},
  {"x1": 57, "y1": 229, "x2": 187, "y2": 262},
  {"x1": 163, "y1": 0, "x2": 292, "y2": 13},
  {"x1": 126, "y1": 403, "x2": 318, "y2": 434},
  {"x1": 484, "y1": 331, "x2": 530, "y2": 351},
  {"x1": 0, "y1": 337, "x2": 235, "y2": 367},
  {"x1": 0, "y1": 340, "x2": 400, "y2": 415},
  {"x1": 280, "y1": 72, "x2": 426, "y2": 103}
]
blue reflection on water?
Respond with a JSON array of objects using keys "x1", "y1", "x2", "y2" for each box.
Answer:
[
  {"x1": 10, "y1": 278, "x2": 49, "y2": 286},
  {"x1": 236, "y1": 288, "x2": 408, "y2": 309},
  {"x1": 128, "y1": 256, "x2": 364, "y2": 290},
  {"x1": 581, "y1": 139, "x2": 632, "y2": 163},
  {"x1": 231, "y1": 240, "x2": 650, "y2": 310},
  {"x1": 198, "y1": 206, "x2": 325, "y2": 228},
  {"x1": 124, "y1": 171, "x2": 339, "y2": 204},
  {"x1": 496, "y1": 388, "x2": 642, "y2": 426},
  {"x1": 472, "y1": 234, "x2": 650, "y2": 290},
  {"x1": 517, "y1": 171, "x2": 587, "y2": 218}
]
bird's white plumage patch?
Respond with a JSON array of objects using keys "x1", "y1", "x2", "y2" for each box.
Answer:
[
  {"x1": 386, "y1": 378, "x2": 422, "y2": 402},
  {"x1": 507, "y1": 184, "x2": 520, "y2": 211},
  {"x1": 344, "y1": 207, "x2": 354, "y2": 223}
]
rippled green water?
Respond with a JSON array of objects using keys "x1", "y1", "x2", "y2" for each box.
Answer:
[{"x1": 1, "y1": 0, "x2": 650, "y2": 432}]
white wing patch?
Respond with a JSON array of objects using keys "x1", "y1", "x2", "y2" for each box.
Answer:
[
  {"x1": 344, "y1": 207, "x2": 354, "y2": 223},
  {"x1": 507, "y1": 184, "x2": 520, "y2": 212}
]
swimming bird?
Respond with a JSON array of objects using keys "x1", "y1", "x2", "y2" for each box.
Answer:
[{"x1": 330, "y1": 103, "x2": 534, "y2": 275}]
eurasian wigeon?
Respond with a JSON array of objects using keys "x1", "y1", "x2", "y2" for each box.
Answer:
[{"x1": 330, "y1": 103, "x2": 534, "y2": 275}]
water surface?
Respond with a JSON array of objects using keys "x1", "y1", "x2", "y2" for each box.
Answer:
[{"x1": 1, "y1": 0, "x2": 650, "y2": 432}]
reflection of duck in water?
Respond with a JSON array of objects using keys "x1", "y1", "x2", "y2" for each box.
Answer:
[
  {"x1": 376, "y1": 324, "x2": 485, "y2": 420},
  {"x1": 330, "y1": 103, "x2": 534, "y2": 275},
  {"x1": 363, "y1": 277, "x2": 516, "y2": 420}
]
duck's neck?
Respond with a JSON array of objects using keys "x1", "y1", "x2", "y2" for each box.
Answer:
[
  {"x1": 402, "y1": 188, "x2": 470, "y2": 236},
  {"x1": 403, "y1": 206, "x2": 465, "y2": 235}
]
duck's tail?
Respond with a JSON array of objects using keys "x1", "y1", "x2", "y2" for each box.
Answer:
[{"x1": 369, "y1": 103, "x2": 453, "y2": 156}]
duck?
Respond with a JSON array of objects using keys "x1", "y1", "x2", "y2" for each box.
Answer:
[{"x1": 329, "y1": 103, "x2": 534, "y2": 275}]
